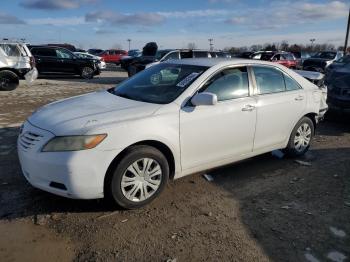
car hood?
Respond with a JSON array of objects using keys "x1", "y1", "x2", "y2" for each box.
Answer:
[{"x1": 28, "y1": 90, "x2": 161, "y2": 135}]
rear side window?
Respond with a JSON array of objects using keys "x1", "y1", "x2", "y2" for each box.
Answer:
[
  {"x1": 253, "y1": 66, "x2": 285, "y2": 94},
  {"x1": 284, "y1": 73, "x2": 301, "y2": 91},
  {"x1": 201, "y1": 67, "x2": 249, "y2": 101},
  {"x1": 33, "y1": 48, "x2": 56, "y2": 57}
]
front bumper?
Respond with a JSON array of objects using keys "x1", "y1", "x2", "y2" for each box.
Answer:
[{"x1": 17, "y1": 121, "x2": 121, "y2": 199}]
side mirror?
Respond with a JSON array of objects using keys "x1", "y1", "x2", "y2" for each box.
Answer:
[{"x1": 191, "y1": 92, "x2": 218, "y2": 106}]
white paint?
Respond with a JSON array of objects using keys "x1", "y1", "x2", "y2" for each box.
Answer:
[{"x1": 17, "y1": 59, "x2": 326, "y2": 201}]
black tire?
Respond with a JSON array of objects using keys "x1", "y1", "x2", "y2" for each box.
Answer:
[
  {"x1": 106, "y1": 145, "x2": 169, "y2": 209},
  {"x1": 285, "y1": 117, "x2": 314, "y2": 157},
  {"x1": 0, "y1": 70, "x2": 19, "y2": 91},
  {"x1": 80, "y1": 66, "x2": 94, "y2": 79}
]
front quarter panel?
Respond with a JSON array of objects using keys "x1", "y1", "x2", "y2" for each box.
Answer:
[{"x1": 89, "y1": 103, "x2": 182, "y2": 177}]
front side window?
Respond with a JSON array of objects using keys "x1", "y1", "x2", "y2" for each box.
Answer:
[
  {"x1": 201, "y1": 67, "x2": 249, "y2": 101},
  {"x1": 253, "y1": 66, "x2": 285, "y2": 94},
  {"x1": 111, "y1": 64, "x2": 208, "y2": 104},
  {"x1": 56, "y1": 49, "x2": 72, "y2": 59}
]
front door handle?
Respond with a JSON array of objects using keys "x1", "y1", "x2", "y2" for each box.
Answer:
[
  {"x1": 242, "y1": 105, "x2": 255, "y2": 112},
  {"x1": 295, "y1": 95, "x2": 304, "y2": 101}
]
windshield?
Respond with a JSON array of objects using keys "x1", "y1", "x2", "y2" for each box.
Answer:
[
  {"x1": 312, "y1": 52, "x2": 336, "y2": 59},
  {"x1": 111, "y1": 64, "x2": 208, "y2": 104},
  {"x1": 155, "y1": 50, "x2": 172, "y2": 60}
]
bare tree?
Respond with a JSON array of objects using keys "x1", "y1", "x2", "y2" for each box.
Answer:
[{"x1": 187, "y1": 42, "x2": 197, "y2": 49}]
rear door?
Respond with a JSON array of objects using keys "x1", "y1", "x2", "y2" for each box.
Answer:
[
  {"x1": 251, "y1": 65, "x2": 306, "y2": 151},
  {"x1": 31, "y1": 47, "x2": 59, "y2": 73}
]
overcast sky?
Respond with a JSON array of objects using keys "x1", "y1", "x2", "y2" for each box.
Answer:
[{"x1": 0, "y1": 0, "x2": 349, "y2": 50}]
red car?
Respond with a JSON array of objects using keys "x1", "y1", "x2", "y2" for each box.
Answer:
[
  {"x1": 251, "y1": 51, "x2": 299, "y2": 69},
  {"x1": 98, "y1": 49, "x2": 127, "y2": 64}
]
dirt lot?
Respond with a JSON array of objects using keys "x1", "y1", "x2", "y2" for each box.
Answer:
[{"x1": 0, "y1": 69, "x2": 349, "y2": 262}]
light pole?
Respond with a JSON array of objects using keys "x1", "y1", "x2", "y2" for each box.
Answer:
[
  {"x1": 208, "y1": 38, "x2": 214, "y2": 51},
  {"x1": 127, "y1": 39, "x2": 131, "y2": 51},
  {"x1": 310, "y1": 38, "x2": 316, "y2": 50},
  {"x1": 344, "y1": 8, "x2": 350, "y2": 54}
]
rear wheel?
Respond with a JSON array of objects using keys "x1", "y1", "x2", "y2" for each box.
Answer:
[
  {"x1": 80, "y1": 67, "x2": 94, "y2": 79},
  {"x1": 285, "y1": 117, "x2": 314, "y2": 157},
  {"x1": 106, "y1": 146, "x2": 169, "y2": 209},
  {"x1": 0, "y1": 70, "x2": 19, "y2": 91}
]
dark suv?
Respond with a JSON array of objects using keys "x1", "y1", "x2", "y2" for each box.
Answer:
[
  {"x1": 123, "y1": 49, "x2": 228, "y2": 77},
  {"x1": 29, "y1": 46, "x2": 100, "y2": 79},
  {"x1": 303, "y1": 51, "x2": 343, "y2": 73}
]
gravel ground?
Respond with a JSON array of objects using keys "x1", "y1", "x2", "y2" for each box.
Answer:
[{"x1": 0, "y1": 69, "x2": 349, "y2": 262}]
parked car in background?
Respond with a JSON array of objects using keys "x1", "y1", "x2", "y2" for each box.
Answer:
[
  {"x1": 128, "y1": 49, "x2": 142, "y2": 57},
  {"x1": 88, "y1": 49, "x2": 104, "y2": 55},
  {"x1": 251, "y1": 51, "x2": 298, "y2": 69},
  {"x1": 326, "y1": 55, "x2": 350, "y2": 73},
  {"x1": 303, "y1": 51, "x2": 343, "y2": 73},
  {"x1": 0, "y1": 41, "x2": 37, "y2": 91},
  {"x1": 127, "y1": 49, "x2": 231, "y2": 76},
  {"x1": 236, "y1": 51, "x2": 255, "y2": 59},
  {"x1": 47, "y1": 44, "x2": 76, "y2": 52},
  {"x1": 325, "y1": 62, "x2": 350, "y2": 112},
  {"x1": 18, "y1": 58, "x2": 327, "y2": 208},
  {"x1": 98, "y1": 49, "x2": 127, "y2": 65},
  {"x1": 74, "y1": 52, "x2": 106, "y2": 69},
  {"x1": 291, "y1": 51, "x2": 311, "y2": 69},
  {"x1": 29, "y1": 46, "x2": 100, "y2": 79}
]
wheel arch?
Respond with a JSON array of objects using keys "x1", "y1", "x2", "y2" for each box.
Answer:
[
  {"x1": 103, "y1": 140, "x2": 176, "y2": 195},
  {"x1": 0, "y1": 68, "x2": 21, "y2": 77},
  {"x1": 303, "y1": 112, "x2": 317, "y2": 130}
]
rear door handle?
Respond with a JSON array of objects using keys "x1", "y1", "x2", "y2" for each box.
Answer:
[
  {"x1": 242, "y1": 105, "x2": 255, "y2": 112},
  {"x1": 295, "y1": 95, "x2": 304, "y2": 101}
]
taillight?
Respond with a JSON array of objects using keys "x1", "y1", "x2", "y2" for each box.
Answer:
[{"x1": 100, "y1": 57, "x2": 104, "y2": 62}]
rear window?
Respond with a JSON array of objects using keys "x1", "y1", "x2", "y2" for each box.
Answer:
[{"x1": 0, "y1": 44, "x2": 21, "y2": 56}]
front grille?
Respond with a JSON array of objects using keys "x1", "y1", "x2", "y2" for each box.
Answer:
[{"x1": 19, "y1": 131, "x2": 43, "y2": 151}]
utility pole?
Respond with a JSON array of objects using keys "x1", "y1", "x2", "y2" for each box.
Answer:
[
  {"x1": 127, "y1": 39, "x2": 131, "y2": 50},
  {"x1": 344, "y1": 8, "x2": 350, "y2": 54},
  {"x1": 310, "y1": 38, "x2": 316, "y2": 51},
  {"x1": 208, "y1": 38, "x2": 214, "y2": 51}
]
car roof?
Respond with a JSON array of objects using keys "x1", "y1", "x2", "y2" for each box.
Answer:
[{"x1": 164, "y1": 58, "x2": 279, "y2": 67}]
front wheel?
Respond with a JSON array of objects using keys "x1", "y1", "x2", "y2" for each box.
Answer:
[
  {"x1": 0, "y1": 70, "x2": 19, "y2": 91},
  {"x1": 285, "y1": 117, "x2": 314, "y2": 157},
  {"x1": 106, "y1": 146, "x2": 169, "y2": 209},
  {"x1": 80, "y1": 67, "x2": 94, "y2": 79}
]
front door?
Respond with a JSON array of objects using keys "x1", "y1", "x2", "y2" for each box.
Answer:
[{"x1": 180, "y1": 66, "x2": 257, "y2": 171}]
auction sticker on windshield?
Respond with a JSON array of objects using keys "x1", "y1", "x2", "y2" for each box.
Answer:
[{"x1": 176, "y1": 72, "x2": 201, "y2": 87}]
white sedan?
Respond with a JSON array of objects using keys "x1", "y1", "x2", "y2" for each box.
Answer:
[
  {"x1": 18, "y1": 59, "x2": 326, "y2": 209},
  {"x1": 74, "y1": 52, "x2": 106, "y2": 69}
]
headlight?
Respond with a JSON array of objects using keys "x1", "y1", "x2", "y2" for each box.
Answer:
[{"x1": 42, "y1": 134, "x2": 107, "y2": 152}]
